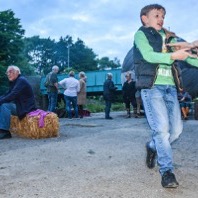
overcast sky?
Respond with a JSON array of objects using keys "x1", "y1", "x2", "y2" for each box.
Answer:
[{"x1": 1, "y1": 0, "x2": 198, "y2": 64}]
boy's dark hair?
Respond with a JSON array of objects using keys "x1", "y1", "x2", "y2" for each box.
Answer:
[{"x1": 140, "y1": 4, "x2": 166, "y2": 25}]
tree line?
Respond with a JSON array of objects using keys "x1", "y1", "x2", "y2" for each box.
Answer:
[{"x1": 0, "y1": 9, "x2": 121, "y2": 93}]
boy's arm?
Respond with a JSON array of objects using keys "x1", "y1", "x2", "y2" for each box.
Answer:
[
  {"x1": 134, "y1": 31, "x2": 174, "y2": 65},
  {"x1": 166, "y1": 40, "x2": 198, "y2": 67},
  {"x1": 134, "y1": 31, "x2": 194, "y2": 64},
  {"x1": 186, "y1": 57, "x2": 198, "y2": 67}
]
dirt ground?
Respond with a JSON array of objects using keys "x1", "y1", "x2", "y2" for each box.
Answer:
[{"x1": 0, "y1": 112, "x2": 198, "y2": 198}]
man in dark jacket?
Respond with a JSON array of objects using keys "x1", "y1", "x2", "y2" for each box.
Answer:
[
  {"x1": 0, "y1": 65, "x2": 36, "y2": 139},
  {"x1": 103, "y1": 73, "x2": 117, "y2": 119}
]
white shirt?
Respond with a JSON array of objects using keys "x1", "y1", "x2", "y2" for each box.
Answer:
[{"x1": 59, "y1": 77, "x2": 80, "y2": 97}]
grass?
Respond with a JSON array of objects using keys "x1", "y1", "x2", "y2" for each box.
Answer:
[
  {"x1": 57, "y1": 96, "x2": 125, "y2": 113},
  {"x1": 58, "y1": 96, "x2": 125, "y2": 113},
  {"x1": 85, "y1": 96, "x2": 125, "y2": 113}
]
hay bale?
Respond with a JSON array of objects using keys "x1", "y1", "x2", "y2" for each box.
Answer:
[{"x1": 10, "y1": 112, "x2": 59, "y2": 139}]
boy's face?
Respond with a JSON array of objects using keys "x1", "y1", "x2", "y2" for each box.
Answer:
[{"x1": 142, "y1": 9, "x2": 165, "y2": 31}]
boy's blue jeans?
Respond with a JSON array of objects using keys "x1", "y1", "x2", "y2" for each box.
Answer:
[
  {"x1": 0, "y1": 103, "x2": 17, "y2": 131},
  {"x1": 141, "y1": 85, "x2": 183, "y2": 175}
]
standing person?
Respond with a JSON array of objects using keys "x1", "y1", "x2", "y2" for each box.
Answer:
[
  {"x1": 122, "y1": 72, "x2": 137, "y2": 118},
  {"x1": 59, "y1": 71, "x2": 80, "y2": 119},
  {"x1": 46, "y1": 65, "x2": 59, "y2": 112},
  {"x1": 0, "y1": 66, "x2": 36, "y2": 139},
  {"x1": 103, "y1": 73, "x2": 117, "y2": 119},
  {"x1": 77, "y1": 71, "x2": 87, "y2": 118},
  {"x1": 134, "y1": 4, "x2": 198, "y2": 188}
]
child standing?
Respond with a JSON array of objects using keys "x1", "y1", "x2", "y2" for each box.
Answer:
[{"x1": 134, "y1": 4, "x2": 198, "y2": 188}]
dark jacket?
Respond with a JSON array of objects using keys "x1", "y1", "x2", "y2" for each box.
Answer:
[
  {"x1": 103, "y1": 79, "x2": 117, "y2": 101},
  {"x1": 122, "y1": 80, "x2": 136, "y2": 103},
  {"x1": 0, "y1": 75, "x2": 36, "y2": 119},
  {"x1": 134, "y1": 26, "x2": 183, "y2": 91}
]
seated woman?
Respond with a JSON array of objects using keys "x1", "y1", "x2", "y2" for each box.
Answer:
[{"x1": 178, "y1": 90, "x2": 192, "y2": 120}]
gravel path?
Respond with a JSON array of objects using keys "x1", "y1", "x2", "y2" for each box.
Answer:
[{"x1": 0, "y1": 112, "x2": 197, "y2": 198}]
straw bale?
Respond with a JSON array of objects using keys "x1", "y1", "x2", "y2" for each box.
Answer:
[{"x1": 10, "y1": 113, "x2": 59, "y2": 139}]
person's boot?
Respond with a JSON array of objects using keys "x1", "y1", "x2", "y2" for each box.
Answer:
[
  {"x1": 126, "y1": 109, "x2": 131, "y2": 118},
  {"x1": 0, "y1": 129, "x2": 12, "y2": 139}
]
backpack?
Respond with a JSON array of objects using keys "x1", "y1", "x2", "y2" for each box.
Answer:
[{"x1": 44, "y1": 72, "x2": 52, "y2": 87}]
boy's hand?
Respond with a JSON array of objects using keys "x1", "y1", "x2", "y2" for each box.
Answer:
[
  {"x1": 171, "y1": 48, "x2": 197, "y2": 60},
  {"x1": 192, "y1": 40, "x2": 198, "y2": 48},
  {"x1": 167, "y1": 40, "x2": 198, "y2": 51},
  {"x1": 167, "y1": 42, "x2": 193, "y2": 51}
]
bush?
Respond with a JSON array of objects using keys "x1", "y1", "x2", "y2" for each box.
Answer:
[
  {"x1": 85, "y1": 96, "x2": 125, "y2": 113},
  {"x1": 112, "y1": 103, "x2": 125, "y2": 111}
]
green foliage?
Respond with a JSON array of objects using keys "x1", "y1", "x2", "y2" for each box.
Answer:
[
  {"x1": 85, "y1": 97, "x2": 125, "y2": 113},
  {"x1": 55, "y1": 96, "x2": 125, "y2": 114},
  {"x1": 97, "y1": 56, "x2": 121, "y2": 70},
  {"x1": 57, "y1": 98, "x2": 65, "y2": 109},
  {"x1": 0, "y1": 64, "x2": 9, "y2": 95},
  {"x1": 23, "y1": 36, "x2": 57, "y2": 75},
  {"x1": 55, "y1": 36, "x2": 71, "y2": 71},
  {"x1": 0, "y1": 10, "x2": 25, "y2": 66},
  {"x1": 22, "y1": 36, "x2": 121, "y2": 75},
  {"x1": 86, "y1": 103, "x2": 104, "y2": 113},
  {"x1": 112, "y1": 102, "x2": 125, "y2": 111},
  {"x1": 71, "y1": 39, "x2": 98, "y2": 71},
  {"x1": 0, "y1": 8, "x2": 121, "y2": 94},
  {"x1": 0, "y1": 10, "x2": 34, "y2": 94},
  {"x1": 23, "y1": 36, "x2": 98, "y2": 75}
]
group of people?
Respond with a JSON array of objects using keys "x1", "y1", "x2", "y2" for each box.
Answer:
[
  {"x1": 0, "y1": 65, "x2": 87, "y2": 140},
  {"x1": 1, "y1": 3, "x2": 198, "y2": 190},
  {"x1": 103, "y1": 71, "x2": 142, "y2": 120},
  {"x1": 46, "y1": 66, "x2": 87, "y2": 119}
]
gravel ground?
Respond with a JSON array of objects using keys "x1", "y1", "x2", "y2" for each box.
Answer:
[{"x1": 0, "y1": 111, "x2": 198, "y2": 198}]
